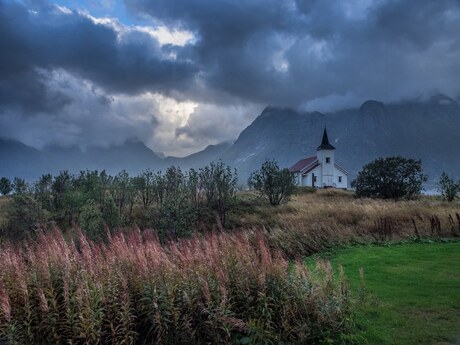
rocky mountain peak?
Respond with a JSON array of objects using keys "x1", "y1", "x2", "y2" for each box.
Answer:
[
  {"x1": 359, "y1": 100, "x2": 387, "y2": 116},
  {"x1": 429, "y1": 93, "x2": 457, "y2": 106}
]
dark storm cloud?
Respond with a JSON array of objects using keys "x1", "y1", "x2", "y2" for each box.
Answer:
[
  {"x1": 127, "y1": 0, "x2": 460, "y2": 108},
  {"x1": 0, "y1": 1, "x2": 197, "y2": 113},
  {"x1": 2, "y1": 0, "x2": 460, "y2": 111},
  {"x1": 1, "y1": 0, "x2": 460, "y2": 153}
]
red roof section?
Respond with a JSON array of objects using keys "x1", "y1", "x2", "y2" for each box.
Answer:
[
  {"x1": 289, "y1": 156, "x2": 317, "y2": 172},
  {"x1": 302, "y1": 162, "x2": 320, "y2": 175}
]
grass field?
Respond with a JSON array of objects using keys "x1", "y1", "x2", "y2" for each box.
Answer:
[
  {"x1": 316, "y1": 241, "x2": 460, "y2": 345},
  {"x1": 233, "y1": 189, "x2": 460, "y2": 239}
]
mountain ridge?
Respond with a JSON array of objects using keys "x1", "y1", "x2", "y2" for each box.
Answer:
[{"x1": 1, "y1": 97, "x2": 459, "y2": 186}]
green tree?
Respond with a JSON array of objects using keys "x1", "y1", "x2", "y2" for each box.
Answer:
[
  {"x1": 2, "y1": 194, "x2": 47, "y2": 240},
  {"x1": 133, "y1": 169, "x2": 155, "y2": 208},
  {"x1": 248, "y1": 159, "x2": 296, "y2": 206},
  {"x1": 153, "y1": 166, "x2": 194, "y2": 240},
  {"x1": 0, "y1": 177, "x2": 12, "y2": 196},
  {"x1": 101, "y1": 196, "x2": 121, "y2": 230},
  {"x1": 211, "y1": 162, "x2": 238, "y2": 226},
  {"x1": 52, "y1": 170, "x2": 74, "y2": 210},
  {"x1": 75, "y1": 170, "x2": 103, "y2": 202},
  {"x1": 438, "y1": 172, "x2": 460, "y2": 202},
  {"x1": 34, "y1": 174, "x2": 53, "y2": 210},
  {"x1": 198, "y1": 162, "x2": 238, "y2": 225},
  {"x1": 152, "y1": 171, "x2": 166, "y2": 205},
  {"x1": 353, "y1": 156, "x2": 427, "y2": 200},
  {"x1": 12, "y1": 177, "x2": 28, "y2": 194},
  {"x1": 113, "y1": 170, "x2": 131, "y2": 214},
  {"x1": 187, "y1": 168, "x2": 203, "y2": 212},
  {"x1": 79, "y1": 199, "x2": 104, "y2": 240}
]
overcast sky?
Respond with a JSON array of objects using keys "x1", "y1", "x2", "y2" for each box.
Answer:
[{"x1": 1, "y1": 0, "x2": 459, "y2": 156}]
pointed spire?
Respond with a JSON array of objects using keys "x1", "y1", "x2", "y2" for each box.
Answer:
[{"x1": 317, "y1": 126, "x2": 336, "y2": 150}]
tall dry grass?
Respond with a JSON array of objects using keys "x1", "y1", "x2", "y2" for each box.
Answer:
[
  {"x1": 0, "y1": 228, "x2": 352, "y2": 344},
  {"x1": 235, "y1": 190, "x2": 460, "y2": 257}
]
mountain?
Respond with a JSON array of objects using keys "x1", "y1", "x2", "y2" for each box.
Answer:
[
  {"x1": 0, "y1": 138, "x2": 231, "y2": 179},
  {"x1": 0, "y1": 139, "x2": 164, "y2": 179},
  {"x1": 43, "y1": 138, "x2": 164, "y2": 176},
  {"x1": 1, "y1": 96, "x2": 459, "y2": 185},
  {"x1": 0, "y1": 138, "x2": 48, "y2": 179},
  {"x1": 164, "y1": 141, "x2": 232, "y2": 169},
  {"x1": 219, "y1": 96, "x2": 460, "y2": 184}
]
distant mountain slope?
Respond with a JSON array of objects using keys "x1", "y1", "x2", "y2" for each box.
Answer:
[
  {"x1": 0, "y1": 139, "x2": 164, "y2": 179},
  {"x1": 0, "y1": 138, "x2": 47, "y2": 179},
  {"x1": 220, "y1": 96, "x2": 460, "y2": 184},
  {"x1": 164, "y1": 141, "x2": 232, "y2": 170},
  {"x1": 0, "y1": 138, "x2": 231, "y2": 180},
  {"x1": 1, "y1": 96, "x2": 459, "y2": 185},
  {"x1": 43, "y1": 139, "x2": 164, "y2": 176}
]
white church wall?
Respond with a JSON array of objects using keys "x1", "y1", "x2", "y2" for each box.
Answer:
[
  {"x1": 333, "y1": 167, "x2": 348, "y2": 188},
  {"x1": 295, "y1": 172, "x2": 302, "y2": 186},
  {"x1": 316, "y1": 149, "x2": 335, "y2": 187},
  {"x1": 301, "y1": 166, "x2": 321, "y2": 187}
]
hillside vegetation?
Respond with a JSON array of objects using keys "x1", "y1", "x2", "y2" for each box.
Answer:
[
  {"x1": 229, "y1": 189, "x2": 460, "y2": 256},
  {"x1": 1, "y1": 187, "x2": 459, "y2": 344},
  {"x1": 0, "y1": 229, "x2": 353, "y2": 344}
]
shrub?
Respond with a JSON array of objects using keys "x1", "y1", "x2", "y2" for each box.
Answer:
[
  {"x1": 0, "y1": 177, "x2": 12, "y2": 196},
  {"x1": 248, "y1": 160, "x2": 296, "y2": 206},
  {"x1": 353, "y1": 156, "x2": 427, "y2": 200},
  {"x1": 2, "y1": 194, "x2": 47, "y2": 240},
  {"x1": 199, "y1": 161, "x2": 238, "y2": 226},
  {"x1": 12, "y1": 177, "x2": 28, "y2": 195},
  {"x1": 79, "y1": 199, "x2": 105, "y2": 240},
  {"x1": 438, "y1": 172, "x2": 460, "y2": 202}
]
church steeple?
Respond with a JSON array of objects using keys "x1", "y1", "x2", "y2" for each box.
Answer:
[{"x1": 317, "y1": 127, "x2": 336, "y2": 150}]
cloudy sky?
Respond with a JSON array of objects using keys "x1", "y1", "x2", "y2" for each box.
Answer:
[{"x1": 1, "y1": 0, "x2": 459, "y2": 156}]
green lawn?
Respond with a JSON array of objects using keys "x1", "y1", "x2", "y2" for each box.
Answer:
[{"x1": 320, "y1": 242, "x2": 460, "y2": 345}]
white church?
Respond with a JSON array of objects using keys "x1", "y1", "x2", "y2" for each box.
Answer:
[{"x1": 289, "y1": 128, "x2": 349, "y2": 189}]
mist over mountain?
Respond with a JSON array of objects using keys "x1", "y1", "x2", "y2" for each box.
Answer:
[
  {"x1": 0, "y1": 138, "x2": 231, "y2": 179},
  {"x1": 1, "y1": 96, "x2": 459, "y2": 186},
  {"x1": 220, "y1": 95, "x2": 460, "y2": 185},
  {"x1": 164, "y1": 142, "x2": 233, "y2": 169}
]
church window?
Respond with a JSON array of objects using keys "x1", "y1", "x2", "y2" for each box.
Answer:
[
  {"x1": 326, "y1": 157, "x2": 330, "y2": 163},
  {"x1": 338, "y1": 176, "x2": 342, "y2": 183}
]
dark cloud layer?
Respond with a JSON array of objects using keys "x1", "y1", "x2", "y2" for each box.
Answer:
[
  {"x1": 0, "y1": 1, "x2": 196, "y2": 111},
  {"x1": 127, "y1": 0, "x2": 460, "y2": 107},
  {"x1": 1, "y1": 0, "x2": 460, "y2": 154}
]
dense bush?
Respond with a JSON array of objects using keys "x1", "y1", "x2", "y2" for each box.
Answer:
[
  {"x1": 353, "y1": 156, "x2": 427, "y2": 200},
  {"x1": 1, "y1": 194, "x2": 47, "y2": 241},
  {"x1": 248, "y1": 160, "x2": 296, "y2": 206},
  {"x1": 0, "y1": 229, "x2": 353, "y2": 345},
  {"x1": 0, "y1": 162, "x2": 238, "y2": 242},
  {"x1": 0, "y1": 177, "x2": 12, "y2": 196}
]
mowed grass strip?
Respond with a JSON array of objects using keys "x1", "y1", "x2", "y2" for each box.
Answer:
[{"x1": 323, "y1": 242, "x2": 460, "y2": 345}]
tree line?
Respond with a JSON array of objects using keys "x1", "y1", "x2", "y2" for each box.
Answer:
[
  {"x1": 0, "y1": 156, "x2": 458, "y2": 242},
  {"x1": 0, "y1": 162, "x2": 237, "y2": 241}
]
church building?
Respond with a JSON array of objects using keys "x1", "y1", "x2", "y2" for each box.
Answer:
[{"x1": 289, "y1": 128, "x2": 349, "y2": 189}]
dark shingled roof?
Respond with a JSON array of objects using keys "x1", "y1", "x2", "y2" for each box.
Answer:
[
  {"x1": 301, "y1": 162, "x2": 320, "y2": 175},
  {"x1": 317, "y1": 128, "x2": 336, "y2": 150},
  {"x1": 289, "y1": 156, "x2": 317, "y2": 172}
]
